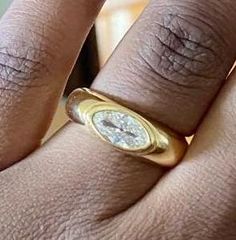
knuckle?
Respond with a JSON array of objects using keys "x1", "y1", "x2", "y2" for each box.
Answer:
[
  {"x1": 137, "y1": 8, "x2": 225, "y2": 92},
  {"x1": 0, "y1": 43, "x2": 51, "y2": 92}
]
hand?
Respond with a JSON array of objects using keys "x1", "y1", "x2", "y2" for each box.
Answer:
[{"x1": 0, "y1": 0, "x2": 236, "y2": 239}]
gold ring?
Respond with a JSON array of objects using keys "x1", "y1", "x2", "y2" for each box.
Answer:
[{"x1": 66, "y1": 88, "x2": 188, "y2": 167}]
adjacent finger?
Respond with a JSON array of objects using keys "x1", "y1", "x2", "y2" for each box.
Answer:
[{"x1": 0, "y1": 0, "x2": 105, "y2": 169}]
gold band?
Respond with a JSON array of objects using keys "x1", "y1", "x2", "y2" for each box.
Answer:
[{"x1": 66, "y1": 88, "x2": 188, "y2": 167}]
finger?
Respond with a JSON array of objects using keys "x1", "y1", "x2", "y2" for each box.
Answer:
[
  {"x1": 93, "y1": 0, "x2": 236, "y2": 135},
  {"x1": 0, "y1": 0, "x2": 105, "y2": 169},
  {"x1": 113, "y1": 70, "x2": 236, "y2": 240},
  {"x1": 78, "y1": 0, "x2": 236, "y2": 214},
  {"x1": 2, "y1": 0, "x2": 236, "y2": 237},
  {"x1": 39, "y1": 0, "x2": 236, "y2": 218}
]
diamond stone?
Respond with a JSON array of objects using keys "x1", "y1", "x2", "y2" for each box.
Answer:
[{"x1": 92, "y1": 110, "x2": 150, "y2": 150}]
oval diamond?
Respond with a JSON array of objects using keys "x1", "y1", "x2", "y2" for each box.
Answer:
[{"x1": 92, "y1": 110, "x2": 150, "y2": 150}]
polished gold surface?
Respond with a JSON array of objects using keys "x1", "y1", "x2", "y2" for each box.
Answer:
[{"x1": 66, "y1": 88, "x2": 188, "y2": 167}]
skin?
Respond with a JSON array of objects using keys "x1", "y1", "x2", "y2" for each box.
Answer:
[{"x1": 0, "y1": 0, "x2": 236, "y2": 239}]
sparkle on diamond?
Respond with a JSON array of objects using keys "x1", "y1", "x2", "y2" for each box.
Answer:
[{"x1": 92, "y1": 110, "x2": 150, "y2": 150}]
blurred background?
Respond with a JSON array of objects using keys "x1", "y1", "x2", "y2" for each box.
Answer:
[{"x1": 0, "y1": 0, "x2": 148, "y2": 137}]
